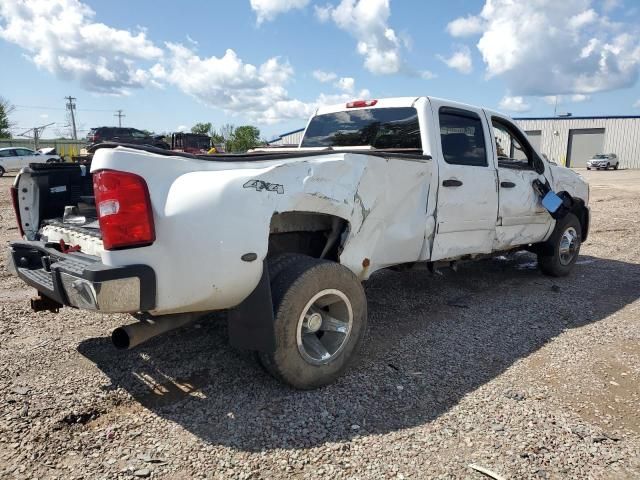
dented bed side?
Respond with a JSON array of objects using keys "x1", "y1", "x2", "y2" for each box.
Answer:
[{"x1": 90, "y1": 147, "x2": 433, "y2": 314}]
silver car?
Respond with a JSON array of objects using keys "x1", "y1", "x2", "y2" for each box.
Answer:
[
  {"x1": 0, "y1": 147, "x2": 61, "y2": 176},
  {"x1": 586, "y1": 153, "x2": 619, "y2": 170}
]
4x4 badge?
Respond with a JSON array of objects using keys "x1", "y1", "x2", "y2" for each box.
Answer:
[{"x1": 243, "y1": 180, "x2": 284, "y2": 194}]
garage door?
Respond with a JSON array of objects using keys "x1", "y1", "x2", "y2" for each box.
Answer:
[
  {"x1": 525, "y1": 130, "x2": 542, "y2": 152},
  {"x1": 567, "y1": 128, "x2": 605, "y2": 167}
]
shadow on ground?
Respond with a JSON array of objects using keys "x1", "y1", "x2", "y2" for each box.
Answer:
[{"x1": 78, "y1": 253, "x2": 640, "y2": 451}]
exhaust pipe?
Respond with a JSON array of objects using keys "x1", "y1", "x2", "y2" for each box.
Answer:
[{"x1": 112, "y1": 313, "x2": 199, "y2": 350}]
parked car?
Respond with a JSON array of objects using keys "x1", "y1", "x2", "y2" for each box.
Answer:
[
  {"x1": 87, "y1": 127, "x2": 170, "y2": 150},
  {"x1": 8, "y1": 96, "x2": 590, "y2": 389},
  {"x1": 0, "y1": 147, "x2": 60, "y2": 176},
  {"x1": 586, "y1": 153, "x2": 618, "y2": 170}
]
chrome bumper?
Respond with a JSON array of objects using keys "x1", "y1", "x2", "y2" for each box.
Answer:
[{"x1": 8, "y1": 241, "x2": 155, "y2": 313}]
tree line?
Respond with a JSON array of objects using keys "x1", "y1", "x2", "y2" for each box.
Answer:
[{"x1": 189, "y1": 122, "x2": 264, "y2": 153}]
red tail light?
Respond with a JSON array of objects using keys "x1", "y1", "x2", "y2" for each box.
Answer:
[
  {"x1": 346, "y1": 99, "x2": 378, "y2": 108},
  {"x1": 93, "y1": 170, "x2": 155, "y2": 250},
  {"x1": 10, "y1": 186, "x2": 25, "y2": 237}
]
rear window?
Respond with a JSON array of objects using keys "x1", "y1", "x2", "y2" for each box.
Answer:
[{"x1": 301, "y1": 107, "x2": 422, "y2": 149}]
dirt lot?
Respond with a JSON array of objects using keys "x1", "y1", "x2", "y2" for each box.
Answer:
[{"x1": 0, "y1": 169, "x2": 639, "y2": 479}]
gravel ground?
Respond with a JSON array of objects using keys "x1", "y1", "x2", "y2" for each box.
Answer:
[{"x1": 0, "y1": 169, "x2": 639, "y2": 479}]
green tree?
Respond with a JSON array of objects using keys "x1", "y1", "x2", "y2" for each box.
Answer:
[
  {"x1": 0, "y1": 96, "x2": 15, "y2": 139},
  {"x1": 191, "y1": 122, "x2": 212, "y2": 136},
  {"x1": 227, "y1": 125, "x2": 262, "y2": 153}
]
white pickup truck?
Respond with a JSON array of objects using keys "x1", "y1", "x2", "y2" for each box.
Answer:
[{"x1": 9, "y1": 97, "x2": 590, "y2": 389}]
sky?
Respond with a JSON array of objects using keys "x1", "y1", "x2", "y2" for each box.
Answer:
[{"x1": 1, "y1": 0, "x2": 640, "y2": 141}]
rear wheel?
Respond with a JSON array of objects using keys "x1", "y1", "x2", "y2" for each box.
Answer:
[
  {"x1": 538, "y1": 213, "x2": 582, "y2": 277},
  {"x1": 0, "y1": 166, "x2": 5, "y2": 177},
  {"x1": 258, "y1": 257, "x2": 367, "y2": 389}
]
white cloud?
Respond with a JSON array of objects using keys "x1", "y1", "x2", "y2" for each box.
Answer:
[
  {"x1": 447, "y1": 0, "x2": 640, "y2": 96},
  {"x1": 40, "y1": 113, "x2": 49, "y2": 119},
  {"x1": 315, "y1": 0, "x2": 403, "y2": 75},
  {"x1": 0, "y1": 0, "x2": 162, "y2": 95},
  {"x1": 438, "y1": 46, "x2": 473, "y2": 74},
  {"x1": 176, "y1": 125, "x2": 188, "y2": 132},
  {"x1": 336, "y1": 76, "x2": 355, "y2": 92},
  {"x1": 186, "y1": 34, "x2": 198, "y2": 46},
  {"x1": 250, "y1": 0, "x2": 310, "y2": 24},
  {"x1": 313, "y1": 70, "x2": 337, "y2": 82},
  {"x1": 602, "y1": 0, "x2": 621, "y2": 12},
  {"x1": 571, "y1": 94, "x2": 590, "y2": 102},
  {"x1": 634, "y1": 99, "x2": 640, "y2": 108},
  {"x1": 421, "y1": 70, "x2": 437, "y2": 80},
  {"x1": 499, "y1": 95, "x2": 531, "y2": 112},
  {"x1": 446, "y1": 15, "x2": 484, "y2": 37},
  {"x1": 151, "y1": 43, "x2": 299, "y2": 123},
  {"x1": 543, "y1": 94, "x2": 591, "y2": 104}
]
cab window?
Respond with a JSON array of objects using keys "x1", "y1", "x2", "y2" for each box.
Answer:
[
  {"x1": 492, "y1": 118, "x2": 534, "y2": 170},
  {"x1": 439, "y1": 107, "x2": 487, "y2": 167}
]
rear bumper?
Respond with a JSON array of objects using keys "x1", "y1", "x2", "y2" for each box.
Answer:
[{"x1": 8, "y1": 241, "x2": 155, "y2": 313}]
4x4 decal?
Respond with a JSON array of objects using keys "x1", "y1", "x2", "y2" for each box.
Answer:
[{"x1": 243, "y1": 180, "x2": 284, "y2": 194}]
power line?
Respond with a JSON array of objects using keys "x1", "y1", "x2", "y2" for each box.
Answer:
[
  {"x1": 65, "y1": 96, "x2": 78, "y2": 140},
  {"x1": 114, "y1": 109, "x2": 125, "y2": 128},
  {"x1": 14, "y1": 104, "x2": 114, "y2": 112},
  {"x1": 17, "y1": 123, "x2": 55, "y2": 149}
]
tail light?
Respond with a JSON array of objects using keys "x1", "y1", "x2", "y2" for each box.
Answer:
[
  {"x1": 10, "y1": 186, "x2": 25, "y2": 237},
  {"x1": 93, "y1": 170, "x2": 155, "y2": 250},
  {"x1": 346, "y1": 99, "x2": 378, "y2": 108}
]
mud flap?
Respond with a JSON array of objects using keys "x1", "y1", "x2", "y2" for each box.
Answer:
[{"x1": 227, "y1": 261, "x2": 276, "y2": 353}]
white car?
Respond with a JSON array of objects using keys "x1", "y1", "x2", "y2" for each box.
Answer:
[
  {"x1": 9, "y1": 96, "x2": 590, "y2": 389},
  {"x1": 586, "y1": 153, "x2": 618, "y2": 170},
  {"x1": 0, "y1": 147, "x2": 61, "y2": 176}
]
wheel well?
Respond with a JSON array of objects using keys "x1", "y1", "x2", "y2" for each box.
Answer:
[
  {"x1": 268, "y1": 211, "x2": 349, "y2": 261},
  {"x1": 559, "y1": 192, "x2": 589, "y2": 242}
]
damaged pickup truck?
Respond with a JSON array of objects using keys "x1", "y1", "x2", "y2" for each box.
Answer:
[{"x1": 8, "y1": 97, "x2": 589, "y2": 389}]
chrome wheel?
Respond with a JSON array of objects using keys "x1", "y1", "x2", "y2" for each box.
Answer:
[
  {"x1": 296, "y1": 289, "x2": 353, "y2": 365},
  {"x1": 558, "y1": 226, "x2": 579, "y2": 266}
]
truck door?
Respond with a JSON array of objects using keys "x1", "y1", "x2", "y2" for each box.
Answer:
[
  {"x1": 430, "y1": 102, "x2": 499, "y2": 261},
  {"x1": 488, "y1": 114, "x2": 553, "y2": 250}
]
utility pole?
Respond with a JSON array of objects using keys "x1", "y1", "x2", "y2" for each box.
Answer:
[
  {"x1": 114, "y1": 109, "x2": 125, "y2": 127},
  {"x1": 65, "y1": 96, "x2": 77, "y2": 140},
  {"x1": 18, "y1": 123, "x2": 55, "y2": 150},
  {"x1": 553, "y1": 96, "x2": 559, "y2": 117}
]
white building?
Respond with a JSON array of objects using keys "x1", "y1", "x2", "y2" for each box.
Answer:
[
  {"x1": 267, "y1": 128, "x2": 305, "y2": 147},
  {"x1": 515, "y1": 116, "x2": 640, "y2": 169}
]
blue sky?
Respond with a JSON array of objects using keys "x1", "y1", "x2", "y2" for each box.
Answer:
[{"x1": 1, "y1": 0, "x2": 640, "y2": 140}]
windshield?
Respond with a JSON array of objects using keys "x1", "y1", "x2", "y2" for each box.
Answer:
[
  {"x1": 301, "y1": 107, "x2": 422, "y2": 149},
  {"x1": 592, "y1": 154, "x2": 607, "y2": 159}
]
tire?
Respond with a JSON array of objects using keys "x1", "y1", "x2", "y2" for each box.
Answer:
[
  {"x1": 586, "y1": 167, "x2": 591, "y2": 170},
  {"x1": 258, "y1": 257, "x2": 367, "y2": 389},
  {"x1": 538, "y1": 213, "x2": 582, "y2": 277},
  {"x1": 0, "y1": 166, "x2": 5, "y2": 177},
  {"x1": 606, "y1": 162, "x2": 610, "y2": 170},
  {"x1": 614, "y1": 163, "x2": 619, "y2": 170}
]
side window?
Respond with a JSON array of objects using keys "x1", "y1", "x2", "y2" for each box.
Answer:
[
  {"x1": 492, "y1": 118, "x2": 533, "y2": 169},
  {"x1": 16, "y1": 148, "x2": 33, "y2": 156},
  {"x1": 439, "y1": 108, "x2": 487, "y2": 167},
  {"x1": 0, "y1": 149, "x2": 13, "y2": 157}
]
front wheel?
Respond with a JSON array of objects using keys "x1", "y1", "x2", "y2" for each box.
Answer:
[
  {"x1": 258, "y1": 257, "x2": 367, "y2": 389},
  {"x1": 0, "y1": 166, "x2": 5, "y2": 177},
  {"x1": 614, "y1": 163, "x2": 619, "y2": 170},
  {"x1": 538, "y1": 213, "x2": 582, "y2": 277}
]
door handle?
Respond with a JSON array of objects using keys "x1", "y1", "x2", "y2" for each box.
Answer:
[
  {"x1": 442, "y1": 179, "x2": 463, "y2": 187},
  {"x1": 500, "y1": 181, "x2": 516, "y2": 188}
]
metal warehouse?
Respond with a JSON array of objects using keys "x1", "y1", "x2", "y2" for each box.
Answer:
[
  {"x1": 515, "y1": 116, "x2": 640, "y2": 169},
  {"x1": 267, "y1": 128, "x2": 305, "y2": 147}
]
